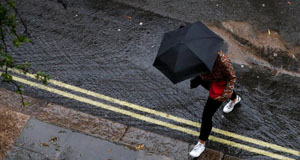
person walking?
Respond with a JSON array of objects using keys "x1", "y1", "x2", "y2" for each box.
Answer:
[{"x1": 189, "y1": 50, "x2": 241, "y2": 158}]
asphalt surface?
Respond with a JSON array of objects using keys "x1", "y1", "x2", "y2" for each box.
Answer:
[
  {"x1": 114, "y1": 0, "x2": 300, "y2": 47},
  {"x1": 1, "y1": 0, "x2": 300, "y2": 159}
]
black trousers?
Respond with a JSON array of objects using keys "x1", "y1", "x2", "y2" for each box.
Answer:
[{"x1": 196, "y1": 79, "x2": 236, "y2": 141}]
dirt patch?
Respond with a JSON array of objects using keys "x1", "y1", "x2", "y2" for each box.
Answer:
[
  {"x1": 0, "y1": 107, "x2": 29, "y2": 159},
  {"x1": 210, "y1": 20, "x2": 300, "y2": 72},
  {"x1": 222, "y1": 20, "x2": 286, "y2": 50}
]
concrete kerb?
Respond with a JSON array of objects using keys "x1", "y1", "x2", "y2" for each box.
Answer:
[{"x1": 0, "y1": 88, "x2": 238, "y2": 160}]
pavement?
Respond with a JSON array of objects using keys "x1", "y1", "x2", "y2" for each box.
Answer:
[{"x1": 0, "y1": 88, "x2": 239, "y2": 160}]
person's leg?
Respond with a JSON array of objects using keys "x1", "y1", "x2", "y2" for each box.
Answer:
[
  {"x1": 190, "y1": 97, "x2": 223, "y2": 157},
  {"x1": 230, "y1": 91, "x2": 237, "y2": 101},
  {"x1": 199, "y1": 97, "x2": 223, "y2": 141}
]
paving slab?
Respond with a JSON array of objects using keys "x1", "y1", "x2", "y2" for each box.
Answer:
[
  {"x1": 14, "y1": 118, "x2": 72, "y2": 159},
  {"x1": 197, "y1": 148, "x2": 224, "y2": 160},
  {"x1": 58, "y1": 131, "x2": 171, "y2": 160},
  {"x1": 223, "y1": 154, "x2": 240, "y2": 160},
  {"x1": 39, "y1": 103, "x2": 127, "y2": 142},
  {"x1": 5, "y1": 146, "x2": 50, "y2": 160},
  {"x1": 58, "y1": 131, "x2": 138, "y2": 160},
  {"x1": 135, "y1": 152, "x2": 174, "y2": 160},
  {"x1": 11, "y1": 118, "x2": 173, "y2": 160},
  {"x1": 0, "y1": 108, "x2": 30, "y2": 159},
  {"x1": 119, "y1": 127, "x2": 190, "y2": 160},
  {"x1": 187, "y1": 144, "x2": 224, "y2": 160}
]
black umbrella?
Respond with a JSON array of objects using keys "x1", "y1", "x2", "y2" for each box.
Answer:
[{"x1": 153, "y1": 21, "x2": 224, "y2": 84}]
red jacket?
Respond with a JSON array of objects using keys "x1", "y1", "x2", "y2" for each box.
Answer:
[{"x1": 209, "y1": 81, "x2": 227, "y2": 99}]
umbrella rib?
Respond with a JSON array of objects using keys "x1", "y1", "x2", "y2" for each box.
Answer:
[
  {"x1": 184, "y1": 36, "x2": 223, "y2": 43},
  {"x1": 172, "y1": 45, "x2": 184, "y2": 73}
]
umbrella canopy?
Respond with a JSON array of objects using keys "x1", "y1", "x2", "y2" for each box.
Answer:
[{"x1": 153, "y1": 21, "x2": 224, "y2": 84}]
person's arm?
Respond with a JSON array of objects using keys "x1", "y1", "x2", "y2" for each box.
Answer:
[
  {"x1": 190, "y1": 76, "x2": 202, "y2": 89},
  {"x1": 220, "y1": 52, "x2": 237, "y2": 100}
]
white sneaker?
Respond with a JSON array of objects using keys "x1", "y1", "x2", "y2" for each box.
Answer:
[
  {"x1": 223, "y1": 95, "x2": 241, "y2": 113},
  {"x1": 189, "y1": 141, "x2": 205, "y2": 158}
]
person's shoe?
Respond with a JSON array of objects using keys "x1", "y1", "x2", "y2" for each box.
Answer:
[
  {"x1": 189, "y1": 141, "x2": 205, "y2": 158},
  {"x1": 223, "y1": 95, "x2": 241, "y2": 113}
]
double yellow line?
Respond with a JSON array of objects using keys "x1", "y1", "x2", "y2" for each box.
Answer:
[{"x1": 4, "y1": 69, "x2": 300, "y2": 160}]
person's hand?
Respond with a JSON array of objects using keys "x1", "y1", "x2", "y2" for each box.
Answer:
[
  {"x1": 190, "y1": 76, "x2": 201, "y2": 89},
  {"x1": 190, "y1": 80, "x2": 197, "y2": 89},
  {"x1": 214, "y1": 96, "x2": 225, "y2": 102}
]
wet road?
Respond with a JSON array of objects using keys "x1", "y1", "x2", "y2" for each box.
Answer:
[
  {"x1": 115, "y1": 0, "x2": 300, "y2": 47},
  {"x1": 1, "y1": 0, "x2": 300, "y2": 159}
]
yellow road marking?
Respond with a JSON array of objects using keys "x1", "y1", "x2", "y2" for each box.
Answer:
[
  {"x1": 210, "y1": 136, "x2": 295, "y2": 160},
  {"x1": 212, "y1": 128, "x2": 300, "y2": 157},
  {"x1": 6, "y1": 73, "x2": 295, "y2": 160},
  {"x1": 10, "y1": 69, "x2": 200, "y2": 128}
]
